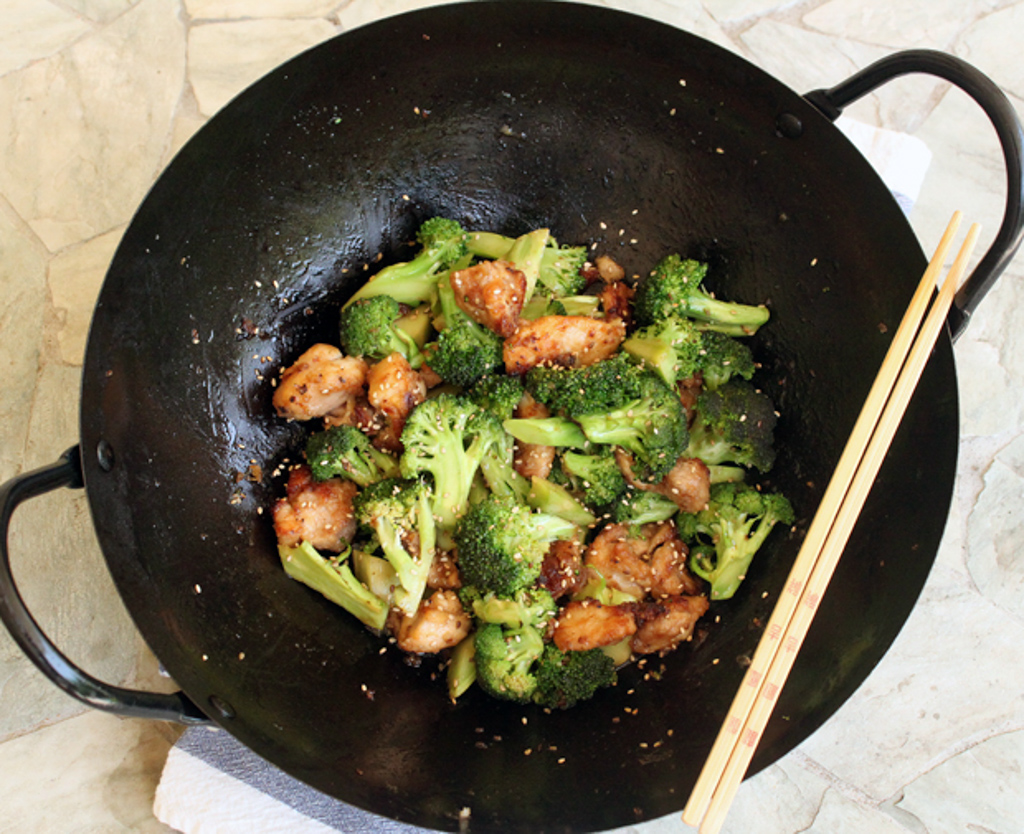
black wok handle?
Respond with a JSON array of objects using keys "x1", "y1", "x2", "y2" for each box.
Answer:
[
  {"x1": 804, "y1": 49, "x2": 1024, "y2": 339},
  {"x1": 0, "y1": 447, "x2": 209, "y2": 724}
]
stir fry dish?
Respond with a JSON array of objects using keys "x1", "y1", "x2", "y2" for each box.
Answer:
[{"x1": 270, "y1": 218, "x2": 793, "y2": 708}]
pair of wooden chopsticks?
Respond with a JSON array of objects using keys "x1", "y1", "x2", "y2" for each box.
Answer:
[{"x1": 682, "y1": 212, "x2": 981, "y2": 834}]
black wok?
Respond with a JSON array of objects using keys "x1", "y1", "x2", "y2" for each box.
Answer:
[{"x1": 2, "y1": 3, "x2": 1022, "y2": 832}]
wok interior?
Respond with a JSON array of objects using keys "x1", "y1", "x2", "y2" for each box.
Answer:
[{"x1": 80, "y1": 3, "x2": 957, "y2": 831}]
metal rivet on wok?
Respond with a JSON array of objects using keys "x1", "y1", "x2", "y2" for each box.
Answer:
[
  {"x1": 96, "y1": 440, "x2": 115, "y2": 472},
  {"x1": 208, "y1": 695, "x2": 236, "y2": 720},
  {"x1": 776, "y1": 112, "x2": 803, "y2": 139}
]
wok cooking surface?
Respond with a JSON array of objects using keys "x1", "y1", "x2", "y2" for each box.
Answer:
[{"x1": 77, "y1": 3, "x2": 958, "y2": 830}]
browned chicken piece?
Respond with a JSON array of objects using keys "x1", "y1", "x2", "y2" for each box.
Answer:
[
  {"x1": 552, "y1": 600, "x2": 637, "y2": 652},
  {"x1": 656, "y1": 457, "x2": 711, "y2": 514},
  {"x1": 630, "y1": 595, "x2": 710, "y2": 655},
  {"x1": 366, "y1": 352, "x2": 427, "y2": 452},
  {"x1": 584, "y1": 520, "x2": 677, "y2": 598},
  {"x1": 512, "y1": 391, "x2": 556, "y2": 480},
  {"x1": 599, "y1": 279, "x2": 635, "y2": 326},
  {"x1": 595, "y1": 254, "x2": 626, "y2": 282},
  {"x1": 539, "y1": 537, "x2": 586, "y2": 600},
  {"x1": 503, "y1": 315, "x2": 626, "y2": 375},
  {"x1": 427, "y1": 550, "x2": 462, "y2": 590},
  {"x1": 323, "y1": 394, "x2": 381, "y2": 432},
  {"x1": 677, "y1": 374, "x2": 703, "y2": 421},
  {"x1": 393, "y1": 590, "x2": 473, "y2": 654},
  {"x1": 449, "y1": 260, "x2": 527, "y2": 338},
  {"x1": 648, "y1": 537, "x2": 703, "y2": 598},
  {"x1": 418, "y1": 362, "x2": 444, "y2": 389},
  {"x1": 273, "y1": 344, "x2": 369, "y2": 422},
  {"x1": 616, "y1": 450, "x2": 711, "y2": 514},
  {"x1": 273, "y1": 464, "x2": 358, "y2": 551}
]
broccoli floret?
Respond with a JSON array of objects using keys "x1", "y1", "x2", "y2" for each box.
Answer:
[
  {"x1": 467, "y1": 585, "x2": 556, "y2": 702},
  {"x1": 399, "y1": 394, "x2": 500, "y2": 531},
  {"x1": 304, "y1": 425, "x2": 400, "y2": 486},
  {"x1": 533, "y1": 644, "x2": 617, "y2": 709},
  {"x1": 453, "y1": 495, "x2": 577, "y2": 596},
  {"x1": 633, "y1": 254, "x2": 770, "y2": 335},
  {"x1": 561, "y1": 448, "x2": 628, "y2": 509},
  {"x1": 343, "y1": 217, "x2": 470, "y2": 308},
  {"x1": 463, "y1": 586, "x2": 557, "y2": 627},
  {"x1": 686, "y1": 380, "x2": 778, "y2": 472},
  {"x1": 473, "y1": 621, "x2": 544, "y2": 702},
  {"x1": 477, "y1": 419, "x2": 531, "y2": 503},
  {"x1": 521, "y1": 357, "x2": 688, "y2": 483},
  {"x1": 621, "y1": 315, "x2": 705, "y2": 386},
  {"x1": 352, "y1": 477, "x2": 435, "y2": 616},
  {"x1": 573, "y1": 371, "x2": 689, "y2": 484},
  {"x1": 524, "y1": 353, "x2": 638, "y2": 416},
  {"x1": 279, "y1": 541, "x2": 388, "y2": 631},
  {"x1": 536, "y1": 242, "x2": 588, "y2": 297},
  {"x1": 338, "y1": 295, "x2": 424, "y2": 367},
  {"x1": 609, "y1": 486, "x2": 680, "y2": 527},
  {"x1": 699, "y1": 330, "x2": 756, "y2": 391},
  {"x1": 678, "y1": 481, "x2": 794, "y2": 600},
  {"x1": 466, "y1": 373, "x2": 525, "y2": 421},
  {"x1": 428, "y1": 271, "x2": 504, "y2": 387}
]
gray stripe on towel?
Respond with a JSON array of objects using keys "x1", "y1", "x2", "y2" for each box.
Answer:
[{"x1": 178, "y1": 727, "x2": 437, "y2": 833}]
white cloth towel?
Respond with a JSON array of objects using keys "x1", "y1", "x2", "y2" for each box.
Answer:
[
  {"x1": 154, "y1": 725, "x2": 435, "y2": 833},
  {"x1": 152, "y1": 116, "x2": 931, "y2": 834}
]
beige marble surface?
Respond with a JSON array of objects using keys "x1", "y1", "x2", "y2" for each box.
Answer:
[{"x1": 0, "y1": 1, "x2": 1022, "y2": 832}]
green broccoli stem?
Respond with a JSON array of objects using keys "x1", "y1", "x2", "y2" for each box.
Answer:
[
  {"x1": 343, "y1": 257, "x2": 446, "y2": 309},
  {"x1": 708, "y1": 464, "x2": 747, "y2": 484},
  {"x1": 447, "y1": 635, "x2": 477, "y2": 701},
  {"x1": 683, "y1": 294, "x2": 770, "y2": 332},
  {"x1": 466, "y1": 231, "x2": 514, "y2": 259},
  {"x1": 435, "y1": 268, "x2": 461, "y2": 323},
  {"x1": 478, "y1": 448, "x2": 532, "y2": 503},
  {"x1": 558, "y1": 296, "x2": 601, "y2": 316},
  {"x1": 620, "y1": 335, "x2": 680, "y2": 386},
  {"x1": 343, "y1": 218, "x2": 470, "y2": 309},
  {"x1": 393, "y1": 326, "x2": 426, "y2": 368},
  {"x1": 684, "y1": 424, "x2": 733, "y2": 466},
  {"x1": 372, "y1": 494, "x2": 434, "y2": 616},
  {"x1": 526, "y1": 476, "x2": 596, "y2": 527},
  {"x1": 279, "y1": 542, "x2": 388, "y2": 631},
  {"x1": 430, "y1": 431, "x2": 490, "y2": 531},
  {"x1": 530, "y1": 510, "x2": 580, "y2": 543},
  {"x1": 503, "y1": 416, "x2": 589, "y2": 448},
  {"x1": 695, "y1": 320, "x2": 764, "y2": 338},
  {"x1": 506, "y1": 228, "x2": 550, "y2": 302}
]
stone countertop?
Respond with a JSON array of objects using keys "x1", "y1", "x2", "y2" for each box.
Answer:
[{"x1": 1, "y1": 1, "x2": 1022, "y2": 832}]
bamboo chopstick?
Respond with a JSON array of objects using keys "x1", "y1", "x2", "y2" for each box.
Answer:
[{"x1": 682, "y1": 212, "x2": 979, "y2": 833}]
